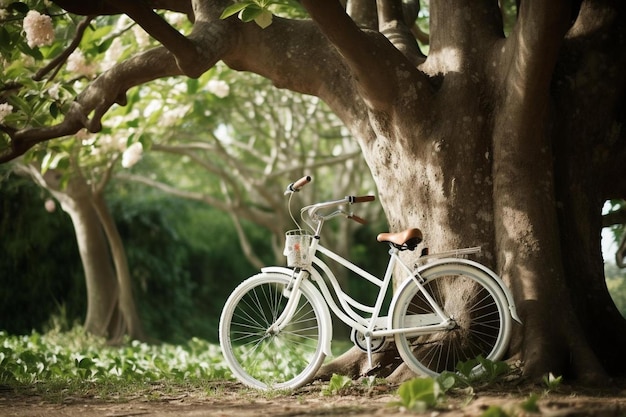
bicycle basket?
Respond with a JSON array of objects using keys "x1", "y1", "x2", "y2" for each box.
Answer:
[{"x1": 284, "y1": 230, "x2": 313, "y2": 268}]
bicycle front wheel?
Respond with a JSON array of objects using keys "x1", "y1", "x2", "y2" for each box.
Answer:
[
  {"x1": 219, "y1": 272, "x2": 328, "y2": 390},
  {"x1": 392, "y1": 261, "x2": 512, "y2": 377}
]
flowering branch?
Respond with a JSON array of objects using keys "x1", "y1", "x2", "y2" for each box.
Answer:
[{"x1": 33, "y1": 15, "x2": 94, "y2": 82}]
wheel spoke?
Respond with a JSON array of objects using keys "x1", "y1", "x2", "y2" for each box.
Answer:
[
  {"x1": 220, "y1": 274, "x2": 326, "y2": 390},
  {"x1": 393, "y1": 263, "x2": 510, "y2": 376}
]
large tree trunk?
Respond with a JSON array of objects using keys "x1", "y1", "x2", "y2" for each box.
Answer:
[
  {"x1": 302, "y1": 0, "x2": 623, "y2": 382},
  {"x1": 552, "y1": 0, "x2": 626, "y2": 377}
]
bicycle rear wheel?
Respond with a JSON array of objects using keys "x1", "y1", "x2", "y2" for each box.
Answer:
[
  {"x1": 219, "y1": 272, "x2": 328, "y2": 390},
  {"x1": 392, "y1": 261, "x2": 512, "y2": 377}
]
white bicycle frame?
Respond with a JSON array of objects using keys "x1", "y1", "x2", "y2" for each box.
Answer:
[
  {"x1": 266, "y1": 230, "x2": 520, "y2": 368},
  {"x1": 264, "y1": 194, "x2": 521, "y2": 369}
]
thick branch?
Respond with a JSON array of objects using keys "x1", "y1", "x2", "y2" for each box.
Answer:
[
  {"x1": 300, "y1": 0, "x2": 426, "y2": 112},
  {"x1": 52, "y1": 0, "x2": 199, "y2": 76},
  {"x1": 377, "y1": 0, "x2": 424, "y2": 65},
  {"x1": 503, "y1": 0, "x2": 573, "y2": 98}
]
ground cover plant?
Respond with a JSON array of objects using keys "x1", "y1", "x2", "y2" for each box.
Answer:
[
  {"x1": 0, "y1": 328, "x2": 229, "y2": 390},
  {"x1": 2, "y1": 327, "x2": 626, "y2": 417}
]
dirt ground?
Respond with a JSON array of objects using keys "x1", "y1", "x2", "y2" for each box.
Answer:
[{"x1": 2, "y1": 379, "x2": 626, "y2": 417}]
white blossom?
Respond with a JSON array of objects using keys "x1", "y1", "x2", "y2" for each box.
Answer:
[
  {"x1": 206, "y1": 79, "x2": 230, "y2": 98},
  {"x1": 23, "y1": 10, "x2": 54, "y2": 48},
  {"x1": 122, "y1": 142, "x2": 143, "y2": 168},
  {"x1": 161, "y1": 104, "x2": 191, "y2": 126},
  {"x1": 67, "y1": 50, "x2": 97, "y2": 78},
  {"x1": 0, "y1": 103, "x2": 13, "y2": 123},
  {"x1": 76, "y1": 128, "x2": 92, "y2": 143},
  {"x1": 132, "y1": 25, "x2": 150, "y2": 48},
  {"x1": 101, "y1": 37, "x2": 125, "y2": 71},
  {"x1": 47, "y1": 83, "x2": 60, "y2": 100}
]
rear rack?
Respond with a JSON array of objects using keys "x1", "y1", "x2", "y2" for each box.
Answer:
[{"x1": 417, "y1": 246, "x2": 482, "y2": 263}]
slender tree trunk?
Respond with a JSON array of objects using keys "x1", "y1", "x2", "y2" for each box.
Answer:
[
  {"x1": 59, "y1": 183, "x2": 119, "y2": 337},
  {"x1": 92, "y1": 192, "x2": 145, "y2": 342}
]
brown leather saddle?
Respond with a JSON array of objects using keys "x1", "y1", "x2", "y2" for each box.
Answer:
[{"x1": 376, "y1": 228, "x2": 423, "y2": 251}]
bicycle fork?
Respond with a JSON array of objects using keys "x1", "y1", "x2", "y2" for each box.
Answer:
[{"x1": 265, "y1": 269, "x2": 308, "y2": 335}]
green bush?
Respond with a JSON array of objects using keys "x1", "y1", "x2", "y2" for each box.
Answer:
[{"x1": 0, "y1": 169, "x2": 85, "y2": 334}]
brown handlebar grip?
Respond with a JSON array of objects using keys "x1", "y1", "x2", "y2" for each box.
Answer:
[
  {"x1": 349, "y1": 215, "x2": 367, "y2": 224},
  {"x1": 351, "y1": 195, "x2": 376, "y2": 203},
  {"x1": 292, "y1": 175, "x2": 312, "y2": 191}
]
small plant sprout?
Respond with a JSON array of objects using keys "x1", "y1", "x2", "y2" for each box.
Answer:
[
  {"x1": 392, "y1": 377, "x2": 443, "y2": 412},
  {"x1": 454, "y1": 356, "x2": 511, "y2": 385},
  {"x1": 322, "y1": 373, "x2": 353, "y2": 395},
  {"x1": 543, "y1": 372, "x2": 563, "y2": 391},
  {"x1": 521, "y1": 393, "x2": 540, "y2": 413}
]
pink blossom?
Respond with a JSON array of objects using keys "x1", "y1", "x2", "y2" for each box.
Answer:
[{"x1": 44, "y1": 198, "x2": 56, "y2": 213}]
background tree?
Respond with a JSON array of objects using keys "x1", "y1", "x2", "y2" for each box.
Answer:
[
  {"x1": 0, "y1": 3, "x2": 381, "y2": 342},
  {"x1": 121, "y1": 67, "x2": 380, "y2": 268},
  {"x1": 1, "y1": 0, "x2": 626, "y2": 384}
]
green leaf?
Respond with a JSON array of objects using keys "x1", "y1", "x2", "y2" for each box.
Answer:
[
  {"x1": 220, "y1": 1, "x2": 256, "y2": 19},
  {"x1": 254, "y1": 10, "x2": 273, "y2": 29},
  {"x1": 322, "y1": 373, "x2": 353, "y2": 395},
  {"x1": 521, "y1": 393, "x2": 540, "y2": 413},
  {"x1": 40, "y1": 152, "x2": 66, "y2": 174},
  {"x1": 480, "y1": 405, "x2": 510, "y2": 417},
  {"x1": 456, "y1": 357, "x2": 479, "y2": 378},
  {"x1": 97, "y1": 38, "x2": 114, "y2": 54},
  {"x1": 239, "y1": 5, "x2": 263, "y2": 22},
  {"x1": 187, "y1": 78, "x2": 199, "y2": 95},
  {"x1": 436, "y1": 372, "x2": 458, "y2": 392},
  {"x1": 396, "y1": 377, "x2": 439, "y2": 410},
  {"x1": 49, "y1": 102, "x2": 59, "y2": 118},
  {"x1": 8, "y1": 2, "x2": 29, "y2": 14},
  {"x1": 16, "y1": 41, "x2": 44, "y2": 60}
]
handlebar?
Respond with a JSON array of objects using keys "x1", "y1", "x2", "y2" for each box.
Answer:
[
  {"x1": 285, "y1": 175, "x2": 375, "y2": 226},
  {"x1": 302, "y1": 194, "x2": 376, "y2": 224},
  {"x1": 284, "y1": 175, "x2": 312, "y2": 195},
  {"x1": 348, "y1": 195, "x2": 375, "y2": 204},
  {"x1": 348, "y1": 214, "x2": 367, "y2": 224}
]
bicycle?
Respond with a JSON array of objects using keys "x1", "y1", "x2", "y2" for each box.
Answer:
[{"x1": 219, "y1": 175, "x2": 521, "y2": 390}]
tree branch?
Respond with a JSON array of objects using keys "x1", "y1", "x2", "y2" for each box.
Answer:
[
  {"x1": 1, "y1": 13, "x2": 236, "y2": 164},
  {"x1": 34, "y1": 15, "x2": 94, "y2": 82},
  {"x1": 51, "y1": 0, "x2": 200, "y2": 76},
  {"x1": 300, "y1": 0, "x2": 428, "y2": 113},
  {"x1": 377, "y1": 0, "x2": 424, "y2": 65}
]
